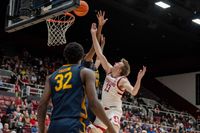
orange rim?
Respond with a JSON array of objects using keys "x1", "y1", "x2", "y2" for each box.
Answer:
[{"x1": 47, "y1": 12, "x2": 75, "y2": 23}]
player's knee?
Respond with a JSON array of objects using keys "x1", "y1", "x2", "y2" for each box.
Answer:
[
  {"x1": 87, "y1": 124, "x2": 103, "y2": 133},
  {"x1": 89, "y1": 128, "x2": 103, "y2": 133},
  {"x1": 113, "y1": 124, "x2": 120, "y2": 133}
]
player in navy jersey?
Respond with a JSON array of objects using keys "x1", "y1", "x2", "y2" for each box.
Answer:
[
  {"x1": 82, "y1": 11, "x2": 107, "y2": 126},
  {"x1": 37, "y1": 42, "x2": 116, "y2": 133}
]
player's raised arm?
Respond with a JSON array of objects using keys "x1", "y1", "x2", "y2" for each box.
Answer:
[
  {"x1": 94, "y1": 10, "x2": 107, "y2": 69},
  {"x1": 94, "y1": 34, "x2": 105, "y2": 69},
  {"x1": 84, "y1": 44, "x2": 95, "y2": 62},
  {"x1": 91, "y1": 23, "x2": 112, "y2": 74},
  {"x1": 120, "y1": 66, "x2": 147, "y2": 96},
  {"x1": 37, "y1": 77, "x2": 51, "y2": 133},
  {"x1": 96, "y1": 10, "x2": 108, "y2": 42},
  {"x1": 84, "y1": 10, "x2": 108, "y2": 62}
]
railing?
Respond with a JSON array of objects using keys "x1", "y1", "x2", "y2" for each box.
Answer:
[
  {"x1": 0, "y1": 82, "x2": 15, "y2": 92},
  {"x1": 122, "y1": 101, "x2": 148, "y2": 118},
  {"x1": 150, "y1": 108, "x2": 196, "y2": 122},
  {"x1": 0, "y1": 81, "x2": 44, "y2": 98},
  {"x1": 141, "y1": 97, "x2": 159, "y2": 107},
  {"x1": 122, "y1": 101, "x2": 195, "y2": 123},
  {"x1": 0, "y1": 68, "x2": 13, "y2": 77},
  {"x1": 141, "y1": 97, "x2": 190, "y2": 116},
  {"x1": 21, "y1": 84, "x2": 44, "y2": 97},
  {"x1": 0, "y1": 68, "x2": 44, "y2": 97},
  {"x1": 150, "y1": 108, "x2": 191, "y2": 118}
]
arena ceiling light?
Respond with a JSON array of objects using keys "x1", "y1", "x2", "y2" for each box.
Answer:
[
  {"x1": 192, "y1": 18, "x2": 200, "y2": 25},
  {"x1": 155, "y1": 1, "x2": 171, "y2": 9}
]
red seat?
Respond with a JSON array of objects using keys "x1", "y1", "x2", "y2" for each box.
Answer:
[
  {"x1": 32, "y1": 100, "x2": 37, "y2": 105},
  {"x1": 3, "y1": 96, "x2": 10, "y2": 101},
  {"x1": 4, "y1": 100, "x2": 11, "y2": 106},
  {"x1": 0, "y1": 95, "x2": 3, "y2": 100},
  {"x1": 10, "y1": 97, "x2": 16, "y2": 102},
  {"x1": 0, "y1": 99, "x2": 4, "y2": 104}
]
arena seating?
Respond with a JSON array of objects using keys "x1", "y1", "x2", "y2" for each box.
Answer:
[{"x1": 1, "y1": 50, "x2": 200, "y2": 133}]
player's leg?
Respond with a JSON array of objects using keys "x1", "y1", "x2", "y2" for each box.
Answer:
[
  {"x1": 87, "y1": 117, "x2": 107, "y2": 133},
  {"x1": 113, "y1": 124, "x2": 120, "y2": 133},
  {"x1": 103, "y1": 124, "x2": 120, "y2": 133},
  {"x1": 87, "y1": 124, "x2": 104, "y2": 133},
  {"x1": 109, "y1": 110, "x2": 122, "y2": 133}
]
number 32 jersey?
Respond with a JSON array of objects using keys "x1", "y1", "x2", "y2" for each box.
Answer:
[{"x1": 49, "y1": 64, "x2": 87, "y2": 121}]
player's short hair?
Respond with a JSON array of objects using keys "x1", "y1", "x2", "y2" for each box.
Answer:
[
  {"x1": 63, "y1": 42, "x2": 84, "y2": 64},
  {"x1": 120, "y1": 58, "x2": 130, "y2": 76}
]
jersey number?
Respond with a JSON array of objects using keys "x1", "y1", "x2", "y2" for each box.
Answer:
[
  {"x1": 54, "y1": 72, "x2": 72, "y2": 91},
  {"x1": 104, "y1": 83, "x2": 111, "y2": 92}
]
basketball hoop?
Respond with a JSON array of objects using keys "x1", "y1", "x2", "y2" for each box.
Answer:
[{"x1": 46, "y1": 12, "x2": 75, "y2": 46}]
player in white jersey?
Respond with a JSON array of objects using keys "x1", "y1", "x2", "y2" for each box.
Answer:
[{"x1": 88, "y1": 23, "x2": 147, "y2": 133}]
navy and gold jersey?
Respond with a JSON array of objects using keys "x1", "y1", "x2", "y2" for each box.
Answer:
[
  {"x1": 48, "y1": 64, "x2": 87, "y2": 133},
  {"x1": 95, "y1": 69, "x2": 99, "y2": 88},
  {"x1": 81, "y1": 60, "x2": 99, "y2": 88},
  {"x1": 81, "y1": 60, "x2": 100, "y2": 125}
]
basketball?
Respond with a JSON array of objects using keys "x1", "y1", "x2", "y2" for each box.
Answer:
[{"x1": 73, "y1": 0, "x2": 89, "y2": 17}]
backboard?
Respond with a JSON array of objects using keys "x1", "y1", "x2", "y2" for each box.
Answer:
[{"x1": 5, "y1": 0, "x2": 80, "y2": 32}]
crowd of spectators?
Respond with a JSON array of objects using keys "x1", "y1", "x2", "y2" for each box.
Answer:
[
  {"x1": 1, "y1": 49, "x2": 63, "y2": 86},
  {"x1": 1, "y1": 49, "x2": 200, "y2": 133},
  {"x1": 120, "y1": 94, "x2": 199, "y2": 133},
  {"x1": 0, "y1": 95, "x2": 199, "y2": 133},
  {"x1": 0, "y1": 96, "x2": 51, "y2": 133}
]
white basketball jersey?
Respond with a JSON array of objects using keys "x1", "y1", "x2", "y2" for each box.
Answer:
[{"x1": 101, "y1": 74, "x2": 126, "y2": 110}]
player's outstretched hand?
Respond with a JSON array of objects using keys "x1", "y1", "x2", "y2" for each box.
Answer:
[
  {"x1": 96, "y1": 10, "x2": 108, "y2": 26},
  {"x1": 137, "y1": 66, "x2": 147, "y2": 80}
]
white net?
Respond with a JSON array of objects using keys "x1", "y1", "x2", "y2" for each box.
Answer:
[{"x1": 46, "y1": 13, "x2": 75, "y2": 46}]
